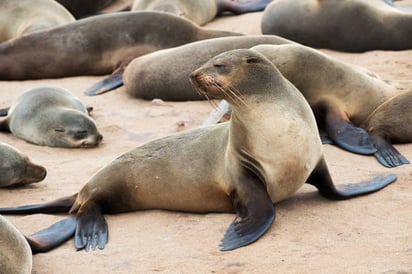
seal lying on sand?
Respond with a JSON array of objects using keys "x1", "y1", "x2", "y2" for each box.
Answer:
[
  {"x1": 0, "y1": 0, "x2": 75, "y2": 42},
  {"x1": 0, "y1": 86, "x2": 102, "y2": 148},
  {"x1": 0, "y1": 49, "x2": 396, "y2": 252},
  {"x1": 261, "y1": 0, "x2": 412, "y2": 52},
  {"x1": 132, "y1": 0, "x2": 273, "y2": 25},
  {"x1": 0, "y1": 11, "x2": 241, "y2": 95},
  {"x1": 0, "y1": 143, "x2": 46, "y2": 188}
]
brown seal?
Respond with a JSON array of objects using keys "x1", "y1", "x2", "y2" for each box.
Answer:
[
  {"x1": 261, "y1": 0, "x2": 412, "y2": 52},
  {"x1": 0, "y1": 11, "x2": 241, "y2": 95},
  {"x1": 132, "y1": 0, "x2": 273, "y2": 25},
  {"x1": 0, "y1": 0, "x2": 75, "y2": 42},
  {"x1": 0, "y1": 143, "x2": 47, "y2": 188},
  {"x1": 123, "y1": 35, "x2": 293, "y2": 100},
  {"x1": 0, "y1": 49, "x2": 396, "y2": 252},
  {"x1": 0, "y1": 86, "x2": 103, "y2": 148}
]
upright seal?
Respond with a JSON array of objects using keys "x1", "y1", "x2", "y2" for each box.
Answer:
[
  {"x1": 0, "y1": 49, "x2": 396, "y2": 252},
  {"x1": 0, "y1": 86, "x2": 103, "y2": 148}
]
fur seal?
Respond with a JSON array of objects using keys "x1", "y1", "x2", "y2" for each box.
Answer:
[
  {"x1": 0, "y1": 143, "x2": 47, "y2": 188},
  {"x1": 0, "y1": 86, "x2": 103, "y2": 148},
  {"x1": 261, "y1": 0, "x2": 412, "y2": 52},
  {"x1": 123, "y1": 35, "x2": 293, "y2": 100},
  {"x1": 132, "y1": 0, "x2": 273, "y2": 25},
  {"x1": 0, "y1": 49, "x2": 396, "y2": 252},
  {"x1": 0, "y1": 11, "x2": 241, "y2": 95},
  {"x1": 0, "y1": 215, "x2": 32, "y2": 274},
  {"x1": 0, "y1": 0, "x2": 75, "y2": 42}
]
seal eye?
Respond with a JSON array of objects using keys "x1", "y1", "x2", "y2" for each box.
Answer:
[
  {"x1": 54, "y1": 128, "x2": 65, "y2": 133},
  {"x1": 245, "y1": 56, "x2": 260, "y2": 64},
  {"x1": 74, "y1": 130, "x2": 88, "y2": 140},
  {"x1": 214, "y1": 63, "x2": 226, "y2": 69}
]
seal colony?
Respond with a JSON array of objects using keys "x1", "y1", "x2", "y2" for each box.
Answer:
[
  {"x1": 0, "y1": 49, "x2": 396, "y2": 252},
  {"x1": 0, "y1": 143, "x2": 46, "y2": 187},
  {"x1": 0, "y1": 86, "x2": 102, "y2": 148},
  {"x1": 122, "y1": 41, "x2": 411, "y2": 168},
  {"x1": 132, "y1": 0, "x2": 273, "y2": 25},
  {"x1": 261, "y1": 0, "x2": 412, "y2": 52}
]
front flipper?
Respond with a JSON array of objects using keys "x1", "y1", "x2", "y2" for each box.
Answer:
[
  {"x1": 220, "y1": 171, "x2": 275, "y2": 251},
  {"x1": 314, "y1": 100, "x2": 376, "y2": 155},
  {"x1": 306, "y1": 158, "x2": 396, "y2": 200},
  {"x1": 370, "y1": 134, "x2": 410, "y2": 168},
  {"x1": 75, "y1": 203, "x2": 108, "y2": 251},
  {"x1": 85, "y1": 67, "x2": 125, "y2": 96},
  {"x1": 26, "y1": 216, "x2": 77, "y2": 254}
]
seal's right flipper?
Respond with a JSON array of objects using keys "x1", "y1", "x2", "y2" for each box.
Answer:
[
  {"x1": 26, "y1": 216, "x2": 77, "y2": 254},
  {"x1": 220, "y1": 171, "x2": 275, "y2": 251},
  {"x1": 370, "y1": 134, "x2": 410, "y2": 168},
  {"x1": 75, "y1": 202, "x2": 108, "y2": 251},
  {"x1": 313, "y1": 100, "x2": 376, "y2": 155},
  {"x1": 85, "y1": 67, "x2": 124, "y2": 96},
  {"x1": 0, "y1": 194, "x2": 77, "y2": 214},
  {"x1": 306, "y1": 158, "x2": 396, "y2": 200}
]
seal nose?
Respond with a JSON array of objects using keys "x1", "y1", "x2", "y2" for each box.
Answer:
[{"x1": 97, "y1": 134, "x2": 103, "y2": 143}]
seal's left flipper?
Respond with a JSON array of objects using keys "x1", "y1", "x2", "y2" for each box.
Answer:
[
  {"x1": 26, "y1": 216, "x2": 77, "y2": 254},
  {"x1": 218, "y1": 0, "x2": 273, "y2": 14},
  {"x1": 220, "y1": 172, "x2": 275, "y2": 251},
  {"x1": 306, "y1": 158, "x2": 396, "y2": 200},
  {"x1": 314, "y1": 100, "x2": 376, "y2": 155},
  {"x1": 85, "y1": 67, "x2": 124, "y2": 96},
  {"x1": 370, "y1": 134, "x2": 410, "y2": 168}
]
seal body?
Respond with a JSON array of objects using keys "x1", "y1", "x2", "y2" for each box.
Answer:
[
  {"x1": 0, "y1": 11, "x2": 241, "y2": 80},
  {"x1": 0, "y1": 143, "x2": 47, "y2": 187},
  {"x1": 0, "y1": 0, "x2": 75, "y2": 42},
  {"x1": 0, "y1": 87, "x2": 103, "y2": 148},
  {"x1": 132, "y1": 0, "x2": 272, "y2": 25},
  {"x1": 261, "y1": 0, "x2": 412, "y2": 52},
  {"x1": 123, "y1": 35, "x2": 293, "y2": 101},
  {"x1": 0, "y1": 215, "x2": 32, "y2": 274}
]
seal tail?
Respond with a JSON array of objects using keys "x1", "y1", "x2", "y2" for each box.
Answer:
[
  {"x1": 26, "y1": 216, "x2": 77, "y2": 254},
  {"x1": 0, "y1": 194, "x2": 77, "y2": 214},
  {"x1": 306, "y1": 158, "x2": 396, "y2": 200}
]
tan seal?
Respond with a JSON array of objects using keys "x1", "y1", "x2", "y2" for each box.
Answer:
[
  {"x1": 0, "y1": 143, "x2": 46, "y2": 187},
  {"x1": 261, "y1": 0, "x2": 412, "y2": 52},
  {"x1": 0, "y1": 86, "x2": 103, "y2": 148},
  {"x1": 132, "y1": 0, "x2": 273, "y2": 25},
  {"x1": 0, "y1": 49, "x2": 396, "y2": 252},
  {"x1": 0, "y1": 0, "x2": 75, "y2": 42}
]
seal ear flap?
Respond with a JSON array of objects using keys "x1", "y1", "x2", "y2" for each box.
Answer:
[
  {"x1": 26, "y1": 216, "x2": 77, "y2": 254},
  {"x1": 220, "y1": 171, "x2": 275, "y2": 251}
]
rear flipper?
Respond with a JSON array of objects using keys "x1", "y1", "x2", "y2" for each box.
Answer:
[
  {"x1": 220, "y1": 170, "x2": 275, "y2": 251},
  {"x1": 306, "y1": 158, "x2": 396, "y2": 200},
  {"x1": 370, "y1": 134, "x2": 409, "y2": 168},
  {"x1": 85, "y1": 67, "x2": 124, "y2": 96},
  {"x1": 26, "y1": 217, "x2": 77, "y2": 254},
  {"x1": 313, "y1": 100, "x2": 376, "y2": 155},
  {"x1": 0, "y1": 194, "x2": 77, "y2": 214},
  {"x1": 74, "y1": 202, "x2": 108, "y2": 251}
]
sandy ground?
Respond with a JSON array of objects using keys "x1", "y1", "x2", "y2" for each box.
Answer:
[{"x1": 1, "y1": 4, "x2": 412, "y2": 274}]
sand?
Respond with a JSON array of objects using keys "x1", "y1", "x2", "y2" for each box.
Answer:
[{"x1": 0, "y1": 4, "x2": 411, "y2": 274}]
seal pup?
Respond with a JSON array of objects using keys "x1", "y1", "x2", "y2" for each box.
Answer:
[
  {"x1": 0, "y1": 0, "x2": 75, "y2": 42},
  {"x1": 0, "y1": 49, "x2": 396, "y2": 252},
  {"x1": 0, "y1": 12, "x2": 241, "y2": 95},
  {"x1": 0, "y1": 86, "x2": 103, "y2": 148},
  {"x1": 261, "y1": 0, "x2": 412, "y2": 52},
  {"x1": 0, "y1": 143, "x2": 47, "y2": 188},
  {"x1": 132, "y1": 0, "x2": 273, "y2": 25}
]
